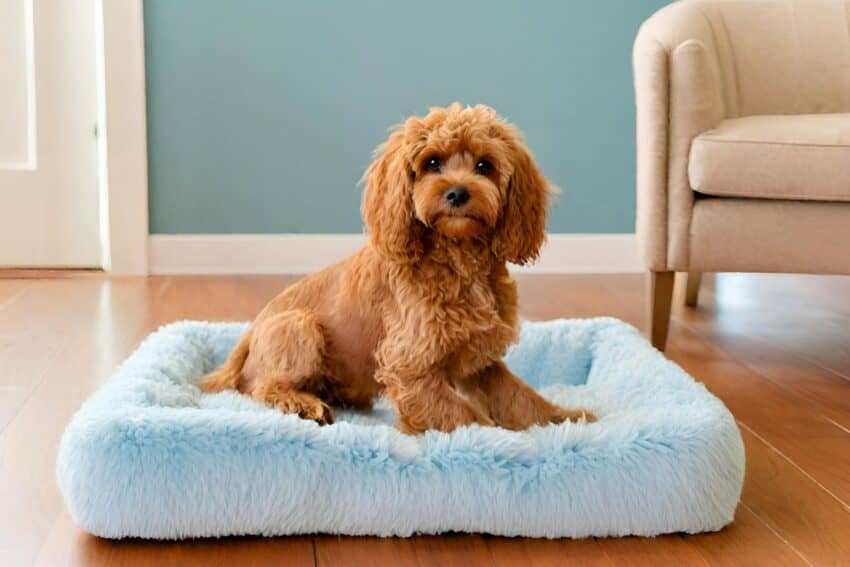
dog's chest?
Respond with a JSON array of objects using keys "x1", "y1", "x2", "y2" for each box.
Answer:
[{"x1": 413, "y1": 272, "x2": 514, "y2": 354}]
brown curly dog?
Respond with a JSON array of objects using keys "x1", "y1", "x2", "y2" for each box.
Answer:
[{"x1": 198, "y1": 103, "x2": 595, "y2": 433}]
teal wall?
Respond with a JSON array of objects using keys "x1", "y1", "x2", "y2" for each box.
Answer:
[{"x1": 144, "y1": 0, "x2": 669, "y2": 234}]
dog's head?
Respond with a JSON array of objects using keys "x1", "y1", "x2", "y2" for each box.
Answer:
[{"x1": 362, "y1": 103, "x2": 555, "y2": 265}]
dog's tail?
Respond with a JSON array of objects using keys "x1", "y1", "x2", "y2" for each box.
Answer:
[{"x1": 197, "y1": 332, "x2": 250, "y2": 393}]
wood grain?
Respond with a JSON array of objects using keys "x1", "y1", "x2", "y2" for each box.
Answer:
[
  {"x1": 684, "y1": 271, "x2": 702, "y2": 307},
  {"x1": 1, "y1": 273, "x2": 848, "y2": 566},
  {"x1": 648, "y1": 271, "x2": 675, "y2": 350},
  {"x1": 486, "y1": 536, "x2": 613, "y2": 566},
  {"x1": 679, "y1": 319, "x2": 850, "y2": 431},
  {"x1": 316, "y1": 534, "x2": 496, "y2": 567},
  {"x1": 738, "y1": 426, "x2": 850, "y2": 565},
  {"x1": 588, "y1": 275, "x2": 850, "y2": 504},
  {"x1": 108, "y1": 537, "x2": 314, "y2": 567},
  {"x1": 708, "y1": 273, "x2": 850, "y2": 377},
  {"x1": 686, "y1": 505, "x2": 805, "y2": 566},
  {"x1": 0, "y1": 279, "x2": 165, "y2": 566},
  {"x1": 598, "y1": 535, "x2": 709, "y2": 567},
  {"x1": 667, "y1": 326, "x2": 850, "y2": 505}
]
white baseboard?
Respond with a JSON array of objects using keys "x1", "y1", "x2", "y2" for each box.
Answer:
[{"x1": 148, "y1": 233, "x2": 641, "y2": 275}]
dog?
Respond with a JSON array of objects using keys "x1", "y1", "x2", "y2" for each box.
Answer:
[{"x1": 198, "y1": 103, "x2": 595, "y2": 433}]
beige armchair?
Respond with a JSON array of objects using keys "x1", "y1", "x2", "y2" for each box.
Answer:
[{"x1": 633, "y1": 0, "x2": 850, "y2": 350}]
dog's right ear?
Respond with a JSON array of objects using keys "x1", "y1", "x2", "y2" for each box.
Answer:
[{"x1": 361, "y1": 126, "x2": 425, "y2": 263}]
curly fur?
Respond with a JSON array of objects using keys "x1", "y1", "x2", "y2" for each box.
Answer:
[{"x1": 198, "y1": 103, "x2": 593, "y2": 433}]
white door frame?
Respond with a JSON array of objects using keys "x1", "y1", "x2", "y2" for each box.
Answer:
[{"x1": 96, "y1": 0, "x2": 148, "y2": 275}]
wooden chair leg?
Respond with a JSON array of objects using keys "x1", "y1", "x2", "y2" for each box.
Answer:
[
  {"x1": 685, "y1": 271, "x2": 702, "y2": 307},
  {"x1": 648, "y1": 271, "x2": 674, "y2": 351}
]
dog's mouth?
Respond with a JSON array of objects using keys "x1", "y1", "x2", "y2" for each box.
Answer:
[{"x1": 431, "y1": 213, "x2": 487, "y2": 239}]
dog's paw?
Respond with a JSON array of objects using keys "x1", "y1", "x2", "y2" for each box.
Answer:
[
  {"x1": 396, "y1": 406, "x2": 494, "y2": 435},
  {"x1": 277, "y1": 396, "x2": 335, "y2": 425},
  {"x1": 299, "y1": 400, "x2": 335, "y2": 425},
  {"x1": 551, "y1": 406, "x2": 596, "y2": 424}
]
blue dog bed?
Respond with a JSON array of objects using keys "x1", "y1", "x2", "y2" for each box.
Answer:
[{"x1": 57, "y1": 318, "x2": 744, "y2": 539}]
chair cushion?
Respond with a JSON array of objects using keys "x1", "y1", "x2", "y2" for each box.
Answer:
[
  {"x1": 689, "y1": 114, "x2": 850, "y2": 202},
  {"x1": 56, "y1": 319, "x2": 744, "y2": 540}
]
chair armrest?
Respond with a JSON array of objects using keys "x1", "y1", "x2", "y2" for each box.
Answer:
[{"x1": 633, "y1": 4, "x2": 726, "y2": 271}]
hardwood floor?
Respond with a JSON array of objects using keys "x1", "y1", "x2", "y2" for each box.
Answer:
[{"x1": 1, "y1": 272, "x2": 847, "y2": 566}]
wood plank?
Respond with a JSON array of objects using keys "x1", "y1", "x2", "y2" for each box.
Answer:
[
  {"x1": 515, "y1": 274, "x2": 635, "y2": 322},
  {"x1": 679, "y1": 312, "x2": 850, "y2": 431},
  {"x1": 685, "y1": 504, "x2": 805, "y2": 566},
  {"x1": 315, "y1": 535, "x2": 421, "y2": 567},
  {"x1": 316, "y1": 534, "x2": 495, "y2": 567},
  {"x1": 145, "y1": 275, "x2": 297, "y2": 326},
  {"x1": 0, "y1": 268, "x2": 105, "y2": 279},
  {"x1": 594, "y1": 275, "x2": 850, "y2": 505},
  {"x1": 595, "y1": 534, "x2": 708, "y2": 566},
  {"x1": 33, "y1": 512, "x2": 113, "y2": 567},
  {"x1": 0, "y1": 280, "x2": 101, "y2": 392},
  {"x1": 666, "y1": 325, "x2": 850, "y2": 506},
  {"x1": 0, "y1": 385, "x2": 29, "y2": 431},
  {"x1": 486, "y1": 536, "x2": 614, "y2": 567},
  {"x1": 108, "y1": 536, "x2": 314, "y2": 567},
  {"x1": 0, "y1": 279, "x2": 29, "y2": 306},
  {"x1": 596, "y1": 274, "x2": 850, "y2": 565},
  {"x1": 739, "y1": 427, "x2": 850, "y2": 565},
  {"x1": 0, "y1": 279, "x2": 168, "y2": 566},
  {"x1": 407, "y1": 535, "x2": 495, "y2": 567},
  {"x1": 704, "y1": 274, "x2": 850, "y2": 379}
]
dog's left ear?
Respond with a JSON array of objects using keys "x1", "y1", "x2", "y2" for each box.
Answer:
[{"x1": 491, "y1": 140, "x2": 553, "y2": 265}]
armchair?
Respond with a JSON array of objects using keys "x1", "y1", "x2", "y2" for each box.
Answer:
[{"x1": 633, "y1": 0, "x2": 850, "y2": 350}]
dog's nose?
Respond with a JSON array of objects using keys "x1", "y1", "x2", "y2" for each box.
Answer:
[{"x1": 444, "y1": 186, "x2": 470, "y2": 208}]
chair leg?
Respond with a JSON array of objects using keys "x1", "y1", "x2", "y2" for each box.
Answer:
[
  {"x1": 648, "y1": 271, "x2": 675, "y2": 351},
  {"x1": 685, "y1": 271, "x2": 702, "y2": 307}
]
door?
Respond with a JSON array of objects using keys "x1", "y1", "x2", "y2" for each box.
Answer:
[{"x1": 0, "y1": 0, "x2": 101, "y2": 268}]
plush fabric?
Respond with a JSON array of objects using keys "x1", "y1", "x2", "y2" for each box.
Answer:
[
  {"x1": 57, "y1": 318, "x2": 744, "y2": 540},
  {"x1": 633, "y1": 3, "x2": 726, "y2": 271},
  {"x1": 690, "y1": 114, "x2": 850, "y2": 202},
  {"x1": 633, "y1": 33, "x2": 670, "y2": 271},
  {"x1": 633, "y1": 0, "x2": 850, "y2": 274},
  {"x1": 690, "y1": 198, "x2": 850, "y2": 274}
]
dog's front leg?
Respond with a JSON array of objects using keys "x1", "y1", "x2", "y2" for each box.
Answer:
[
  {"x1": 460, "y1": 361, "x2": 596, "y2": 430},
  {"x1": 378, "y1": 367, "x2": 494, "y2": 434}
]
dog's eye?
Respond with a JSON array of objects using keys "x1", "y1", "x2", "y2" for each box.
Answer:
[
  {"x1": 424, "y1": 157, "x2": 441, "y2": 172},
  {"x1": 475, "y1": 159, "x2": 493, "y2": 175}
]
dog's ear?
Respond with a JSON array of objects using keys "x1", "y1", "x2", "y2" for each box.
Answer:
[
  {"x1": 361, "y1": 126, "x2": 425, "y2": 263},
  {"x1": 491, "y1": 139, "x2": 552, "y2": 265}
]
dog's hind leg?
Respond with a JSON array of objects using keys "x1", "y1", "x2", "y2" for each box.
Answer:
[
  {"x1": 245, "y1": 309, "x2": 335, "y2": 425},
  {"x1": 197, "y1": 332, "x2": 251, "y2": 392},
  {"x1": 252, "y1": 380, "x2": 334, "y2": 425}
]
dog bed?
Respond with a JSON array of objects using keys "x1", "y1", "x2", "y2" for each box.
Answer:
[{"x1": 57, "y1": 318, "x2": 744, "y2": 539}]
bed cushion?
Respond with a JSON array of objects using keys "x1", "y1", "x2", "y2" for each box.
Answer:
[
  {"x1": 57, "y1": 318, "x2": 744, "y2": 539},
  {"x1": 689, "y1": 113, "x2": 850, "y2": 202}
]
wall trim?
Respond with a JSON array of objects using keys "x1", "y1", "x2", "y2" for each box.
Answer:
[
  {"x1": 149, "y1": 233, "x2": 641, "y2": 275},
  {"x1": 96, "y1": 0, "x2": 149, "y2": 275}
]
